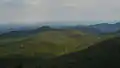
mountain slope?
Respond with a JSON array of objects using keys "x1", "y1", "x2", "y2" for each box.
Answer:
[{"x1": 48, "y1": 37, "x2": 120, "y2": 68}]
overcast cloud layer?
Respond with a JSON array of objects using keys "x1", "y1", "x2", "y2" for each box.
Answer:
[{"x1": 0, "y1": 0, "x2": 120, "y2": 24}]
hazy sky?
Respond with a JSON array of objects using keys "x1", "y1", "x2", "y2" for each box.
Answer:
[{"x1": 0, "y1": 0, "x2": 120, "y2": 24}]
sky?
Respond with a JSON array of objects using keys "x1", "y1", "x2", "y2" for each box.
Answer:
[{"x1": 0, "y1": 0, "x2": 120, "y2": 24}]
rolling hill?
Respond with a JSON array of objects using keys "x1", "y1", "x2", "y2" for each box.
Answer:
[{"x1": 0, "y1": 27, "x2": 103, "y2": 58}]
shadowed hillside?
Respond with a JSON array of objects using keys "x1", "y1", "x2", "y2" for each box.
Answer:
[{"x1": 48, "y1": 37, "x2": 120, "y2": 68}]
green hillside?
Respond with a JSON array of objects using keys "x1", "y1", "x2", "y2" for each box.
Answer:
[{"x1": 0, "y1": 29, "x2": 103, "y2": 58}]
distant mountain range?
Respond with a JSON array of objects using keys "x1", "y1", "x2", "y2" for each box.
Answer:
[
  {"x1": 56, "y1": 22, "x2": 120, "y2": 34},
  {"x1": 0, "y1": 24, "x2": 41, "y2": 34},
  {"x1": 61, "y1": 25, "x2": 101, "y2": 34},
  {"x1": 90, "y1": 22, "x2": 120, "y2": 33},
  {"x1": 0, "y1": 22, "x2": 120, "y2": 34},
  {"x1": 0, "y1": 26, "x2": 63, "y2": 38}
]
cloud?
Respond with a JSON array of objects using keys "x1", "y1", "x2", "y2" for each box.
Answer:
[{"x1": 0, "y1": 0, "x2": 120, "y2": 23}]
